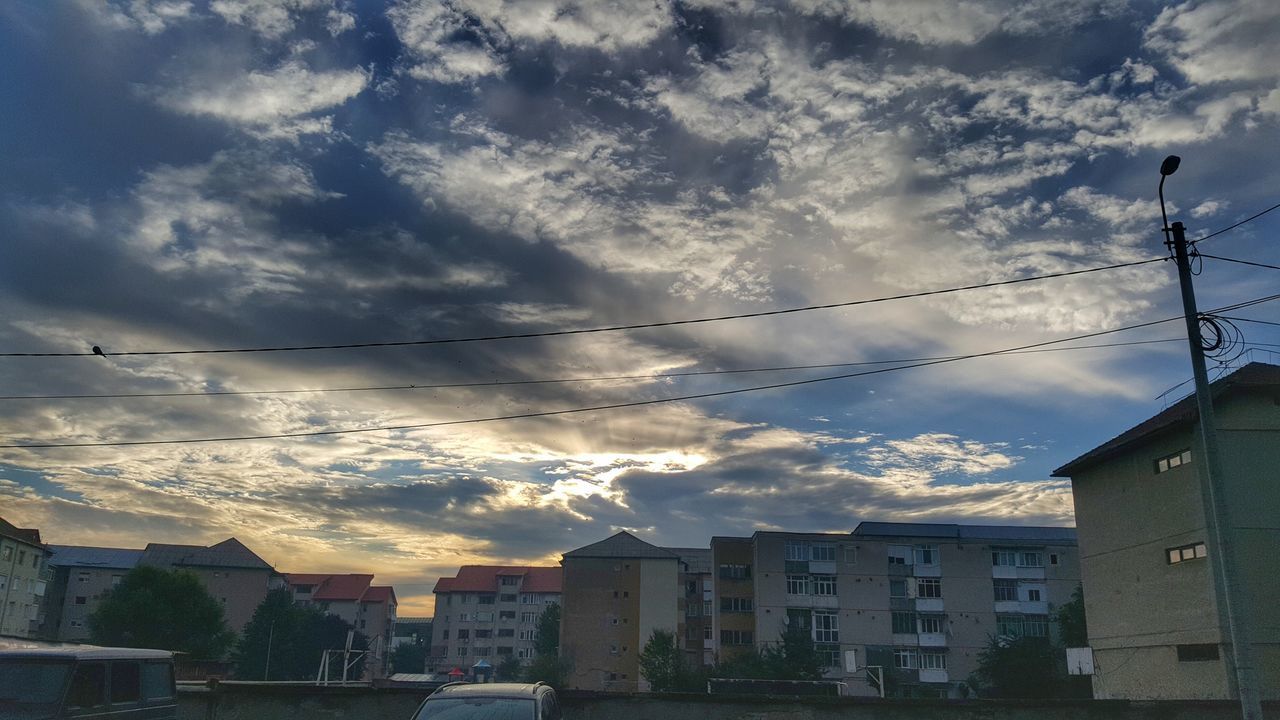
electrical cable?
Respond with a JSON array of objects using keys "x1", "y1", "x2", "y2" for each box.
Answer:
[
  {"x1": 0, "y1": 337, "x2": 1186, "y2": 401},
  {"x1": 0, "y1": 313, "x2": 1210, "y2": 449},
  {"x1": 1218, "y1": 316, "x2": 1280, "y2": 328},
  {"x1": 1197, "y1": 254, "x2": 1280, "y2": 271},
  {"x1": 0, "y1": 258, "x2": 1166, "y2": 358},
  {"x1": 1191, "y1": 201, "x2": 1280, "y2": 245}
]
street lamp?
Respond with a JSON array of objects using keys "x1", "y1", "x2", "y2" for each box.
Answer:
[{"x1": 1158, "y1": 156, "x2": 1262, "y2": 720}]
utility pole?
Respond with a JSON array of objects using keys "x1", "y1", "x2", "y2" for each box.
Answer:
[
  {"x1": 1159, "y1": 156, "x2": 1263, "y2": 720},
  {"x1": 264, "y1": 620, "x2": 275, "y2": 681}
]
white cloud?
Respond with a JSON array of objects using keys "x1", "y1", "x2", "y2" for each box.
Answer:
[
  {"x1": 79, "y1": 0, "x2": 355, "y2": 38},
  {"x1": 152, "y1": 60, "x2": 369, "y2": 140},
  {"x1": 1144, "y1": 0, "x2": 1280, "y2": 85}
]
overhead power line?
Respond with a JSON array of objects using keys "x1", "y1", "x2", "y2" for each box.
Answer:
[
  {"x1": 1197, "y1": 254, "x2": 1280, "y2": 271},
  {"x1": 0, "y1": 337, "x2": 1187, "y2": 401},
  {"x1": 1192, "y1": 201, "x2": 1280, "y2": 244},
  {"x1": 0, "y1": 312, "x2": 1217, "y2": 450},
  {"x1": 0, "y1": 258, "x2": 1165, "y2": 358},
  {"x1": 1220, "y1": 316, "x2": 1280, "y2": 328}
]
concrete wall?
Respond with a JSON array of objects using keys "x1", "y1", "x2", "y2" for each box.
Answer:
[
  {"x1": 636, "y1": 557, "x2": 678, "y2": 691},
  {"x1": 561, "y1": 556, "x2": 645, "y2": 691},
  {"x1": 176, "y1": 685, "x2": 1280, "y2": 720},
  {"x1": 0, "y1": 535, "x2": 47, "y2": 637}
]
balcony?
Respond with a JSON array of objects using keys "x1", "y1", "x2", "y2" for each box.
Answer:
[
  {"x1": 994, "y1": 600, "x2": 1021, "y2": 614},
  {"x1": 918, "y1": 633, "x2": 947, "y2": 648},
  {"x1": 919, "y1": 669, "x2": 949, "y2": 684},
  {"x1": 915, "y1": 598, "x2": 944, "y2": 613},
  {"x1": 912, "y1": 564, "x2": 941, "y2": 578}
]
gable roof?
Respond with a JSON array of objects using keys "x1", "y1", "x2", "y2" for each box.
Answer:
[
  {"x1": 140, "y1": 537, "x2": 272, "y2": 570},
  {"x1": 852, "y1": 522, "x2": 1076, "y2": 543},
  {"x1": 0, "y1": 516, "x2": 43, "y2": 547},
  {"x1": 562, "y1": 531, "x2": 678, "y2": 560},
  {"x1": 1052, "y1": 362, "x2": 1280, "y2": 477},
  {"x1": 284, "y1": 573, "x2": 375, "y2": 601},
  {"x1": 433, "y1": 566, "x2": 562, "y2": 594},
  {"x1": 363, "y1": 586, "x2": 397, "y2": 604},
  {"x1": 48, "y1": 545, "x2": 143, "y2": 569}
]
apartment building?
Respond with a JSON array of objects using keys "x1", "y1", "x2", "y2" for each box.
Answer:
[
  {"x1": 0, "y1": 516, "x2": 49, "y2": 638},
  {"x1": 427, "y1": 566, "x2": 561, "y2": 675},
  {"x1": 1053, "y1": 362, "x2": 1280, "y2": 700},
  {"x1": 559, "y1": 532, "x2": 678, "y2": 691},
  {"x1": 138, "y1": 538, "x2": 274, "y2": 634},
  {"x1": 670, "y1": 547, "x2": 714, "y2": 668},
  {"x1": 40, "y1": 546, "x2": 142, "y2": 641},
  {"x1": 284, "y1": 573, "x2": 398, "y2": 677},
  {"x1": 711, "y1": 522, "x2": 1080, "y2": 698}
]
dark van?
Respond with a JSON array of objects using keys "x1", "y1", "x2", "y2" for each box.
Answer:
[{"x1": 0, "y1": 646, "x2": 176, "y2": 720}]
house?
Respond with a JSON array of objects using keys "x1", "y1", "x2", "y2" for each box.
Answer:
[
  {"x1": 0, "y1": 516, "x2": 50, "y2": 638},
  {"x1": 284, "y1": 573, "x2": 398, "y2": 677},
  {"x1": 710, "y1": 522, "x2": 1080, "y2": 698},
  {"x1": 428, "y1": 566, "x2": 561, "y2": 675},
  {"x1": 1052, "y1": 362, "x2": 1280, "y2": 700},
  {"x1": 559, "y1": 532, "x2": 679, "y2": 692}
]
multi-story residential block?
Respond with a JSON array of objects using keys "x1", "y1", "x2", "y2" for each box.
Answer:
[
  {"x1": 39, "y1": 537, "x2": 274, "y2": 643},
  {"x1": 669, "y1": 547, "x2": 713, "y2": 668},
  {"x1": 284, "y1": 573, "x2": 398, "y2": 677},
  {"x1": 1053, "y1": 362, "x2": 1280, "y2": 700},
  {"x1": 710, "y1": 522, "x2": 1080, "y2": 698},
  {"x1": 427, "y1": 566, "x2": 561, "y2": 675},
  {"x1": 0, "y1": 516, "x2": 50, "y2": 638},
  {"x1": 40, "y1": 546, "x2": 142, "y2": 641}
]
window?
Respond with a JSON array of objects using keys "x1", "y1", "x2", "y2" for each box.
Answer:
[
  {"x1": 687, "y1": 603, "x2": 700, "y2": 617},
  {"x1": 456, "y1": 648, "x2": 467, "y2": 657},
  {"x1": 918, "y1": 615, "x2": 943, "y2": 634},
  {"x1": 442, "y1": 630, "x2": 449, "y2": 640},
  {"x1": 993, "y1": 579, "x2": 1017, "y2": 602},
  {"x1": 893, "y1": 649, "x2": 916, "y2": 669},
  {"x1": 477, "y1": 612, "x2": 494, "y2": 622},
  {"x1": 0, "y1": 546, "x2": 10, "y2": 561},
  {"x1": 521, "y1": 594, "x2": 537, "y2": 604},
  {"x1": 919, "y1": 652, "x2": 947, "y2": 670},
  {"x1": 786, "y1": 575, "x2": 810, "y2": 595},
  {"x1": 499, "y1": 610, "x2": 516, "y2": 620},
  {"x1": 917, "y1": 578, "x2": 941, "y2": 598},
  {"x1": 110, "y1": 662, "x2": 141, "y2": 704},
  {"x1": 1023, "y1": 615, "x2": 1049, "y2": 637},
  {"x1": 18, "y1": 550, "x2": 26, "y2": 565},
  {"x1": 77, "y1": 571, "x2": 91, "y2": 583},
  {"x1": 913, "y1": 545, "x2": 937, "y2": 565},
  {"x1": 68, "y1": 663, "x2": 106, "y2": 709},
  {"x1": 719, "y1": 564, "x2": 751, "y2": 580},
  {"x1": 889, "y1": 579, "x2": 907, "y2": 598},
  {"x1": 844, "y1": 546, "x2": 858, "y2": 564},
  {"x1": 721, "y1": 597, "x2": 753, "y2": 613},
  {"x1": 500, "y1": 594, "x2": 517, "y2": 602},
  {"x1": 1155, "y1": 448, "x2": 1193, "y2": 474},
  {"x1": 786, "y1": 608, "x2": 810, "y2": 630},
  {"x1": 703, "y1": 600, "x2": 711, "y2": 615},
  {"x1": 476, "y1": 629, "x2": 493, "y2": 639},
  {"x1": 141, "y1": 663, "x2": 173, "y2": 700},
  {"x1": 474, "y1": 647, "x2": 492, "y2": 656},
  {"x1": 887, "y1": 546, "x2": 909, "y2": 566},
  {"x1": 991, "y1": 549, "x2": 1017, "y2": 566},
  {"x1": 812, "y1": 575, "x2": 837, "y2": 596},
  {"x1": 720, "y1": 630, "x2": 753, "y2": 645},
  {"x1": 817, "y1": 644, "x2": 841, "y2": 667},
  {"x1": 1049, "y1": 553, "x2": 1060, "y2": 566},
  {"x1": 814, "y1": 611, "x2": 839, "y2": 643},
  {"x1": 462, "y1": 594, "x2": 475, "y2": 604},
  {"x1": 75, "y1": 596, "x2": 87, "y2": 605},
  {"x1": 1168, "y1": 542, "x2": 1208, "y2": 564},
  {"x1": 1027, "y1": 589, "x2": 1042, "y2": 602},
  {"x1": 892, "y1": 611, "x2": 915, "y2": 634},
  {"x1": 458, "y1": 613, "x2": 471, "y2": 622},
  {"x1": 811, "y1": 543, "x2": 836, "y2": 562},
  {"x1": 1177, "y1": 644, "x2": 1220, "y2": 662},
  {"x1": 501, "y1": 576, "x2": 520, "y2": 586},
  {"x1": 497, "y1": 646, "x2": 514, "y2": 656},
  {"x1": 498, "y1": 628, "x2": 514, "y2": 637},
  {"x1": 704, "y1": 626, "x2": 713, "y2": 640},
  {"x1": 997, "y1": 615, "x2": 1022, "y2": 638},
  {"x1": 520, "y1": 612, "x2": 536, "y2": 623},
  {"x1": 1019, "y1": 552, "x2": 1043, "y2": 568},
  {"x1": 785, "y1": 541, "x2": 809, "y2": 562},
  {"x1": 478, "y1": 594, "x2": 496, "y2": 605},
  {"x1": 519, "y1": 630, "x2": 534, "y2": 640},
  {"x1": 0, "y1": 575, "x2": 6, "y2": 591},
  {"x1": 457, "y1": 629, "x2": 470, "y2": 640}
]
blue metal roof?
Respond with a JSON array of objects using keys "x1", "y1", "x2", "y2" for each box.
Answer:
[
  {"x1": 47, "y1": 545, "x2": 143, "y2": 569},
  {"x1": 852, "y1": 522, "x2": 1076, "y2": 543}
]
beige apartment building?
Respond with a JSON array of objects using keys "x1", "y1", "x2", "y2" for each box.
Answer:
[
  {"x1": 559, "y1": 532, "x2": 679, "y2": 691},
  {"x1": 670, "y1": 547, "x2": 713, "y2": 668},
  {"x1": 138, "y1": 538, "x2": 274, "y2": 634},
  {"x1": 427, "y1": 566, "x2": 561, "y2": 675},
  {"x1": 284, "y1": 573, "x2": 398, "y2": 677},
  {"x1": 0, "y1": 516, "x2": 49, "y2": 638},
  {"x1": 711, "y1": 522, "x2": 1080, "y2": 698},
  {"x1": 1054, "y1": 362, "x2": 1280, "y2": 700}
]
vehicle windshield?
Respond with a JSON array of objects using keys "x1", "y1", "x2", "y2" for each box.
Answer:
[
  {"x1": 0, "y1": 660, "x2": 73, "y2": 719},
  {"x1": 414, "y1": 696, "x2": 536, "y2": 720}
]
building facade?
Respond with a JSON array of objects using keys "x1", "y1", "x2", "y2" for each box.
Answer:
[
  {"x1": 427, "y1": 566, "x2": 561, "y2": 675},
  {"x1": 40, "y1": 546, "x2": 142, "y2": 641},
  {"x1": 669, "y1": 547, "x2": 713, "y2": 668},
  {"x1": 559, "y1": 532, "x2": 678, "y2": 692},
  {"x1": 1054, "y1": 362, "x2": 1280, "y2": 700},
  {"x1": 138, "y1": 538, "x2": 274, "y2": 635},
  {"x1": 711, "y1": 522, "x2": 1080, "y2": 698},
  {"x1": 284, "y1": 573, "x2": 398, "y2": 678},
  {"x1": 0, "y1": 516, "x2": 50, "y2": 638}
]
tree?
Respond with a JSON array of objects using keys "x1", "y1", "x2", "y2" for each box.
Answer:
[
  {"x1": 233, "y1": 588, "x2": 368, "y2": 680},
  {"x1": 712, "y1": 625, "x2": 826, "y2": 682},
  {"x1": 970, "y1": 635, "x2": 1062, "y2": 698},
  {"x1": 638, "y1": 629, "x2": 685, "y2": 692},
  {"x1": 391, "y1": 643, "x2": 429, "y2": 675},
  {"x1": 533, "y1": 603, "x2": 560, "y2": 656},
  {"x1": 89, "y1": 566, "x2": 233, "y2": 659},
  {"x1": 495, "y1": 655, "x2": 523, "y2": 682},
  {"x1": 1056, "y1": 584, "x2": 1088, "y2": 647},
  {"x1": 523, "y1": 603, "x2": 570, "y2": 688}
]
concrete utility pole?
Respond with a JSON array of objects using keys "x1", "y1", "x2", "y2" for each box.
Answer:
[{"x1": 1158, "y1": 155, "x2": 1263, "y2": 720}]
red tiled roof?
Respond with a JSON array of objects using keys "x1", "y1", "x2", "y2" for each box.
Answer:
[
  {"x1": 284, "y1": 573, "x2": 374, "y2": 601},
  {"x1": 432, "y1": 565, "x2": 562, "y2": 594},
  {"x1": 363, "y1": 586, "x2": 397, "y2": 604}
]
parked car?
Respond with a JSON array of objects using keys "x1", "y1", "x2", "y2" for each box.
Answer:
[
  {"x1": 0, "y1": 646, "x2": 175, "y2": 720},
  {"x1": 412, "y1": 682, "x2": 561, "y2": 720}
]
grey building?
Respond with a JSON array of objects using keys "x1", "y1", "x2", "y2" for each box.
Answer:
[
  {"x1": 1053, "y1": 362, "x2": 1280, "y2": 700},
  {"x1": 41, "y1": 546, "x2": 143, "y2": 641},
  {"x1": 711, "y1": 522, "x2": 1080, "y2": 698},
  {"x1": 0, "y1": 516, "x2": 50, "y2": 639},
  {"x1": 428, "y1": 565, "x2": 562, "y2": 676}
]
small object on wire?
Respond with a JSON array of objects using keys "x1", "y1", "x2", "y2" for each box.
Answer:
[{"x1": 92, "y1": 346, "x2": 106, "y2": 357}]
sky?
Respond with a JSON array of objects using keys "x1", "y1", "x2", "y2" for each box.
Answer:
[{"x1": 2, "y1": 0, "x2": 1279, "y2": 617}]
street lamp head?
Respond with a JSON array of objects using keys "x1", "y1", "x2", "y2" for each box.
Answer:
[{"x1": 1160, "y1": 155, "x2": 1181, "y2": 176}]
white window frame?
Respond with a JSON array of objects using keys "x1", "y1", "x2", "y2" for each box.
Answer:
[
  {"x1": 913, "y1": 545, "x2": 938, "y2": 566},
  {"x1": 786, "y1": 575, "x2": 810, "y2": 595},
  {"x1": 785, "y1": 541, "x2": 810, "y2": 562},
  {"x1": 918, "y1": 615, "x2": 943, "y2": 634},
  {"x1": 812, "y1": 575, "x2": 837, "y2": 597},
  {"x1": 810, "y1": 543, "x2": 836, "y2": 562},
  {"x1": 919, "y1": 651, "x2": 947, "y2": 670},
  {"x1": 1018, "y1": 551, "x2": 1043, "y2": 568},
  {"x1": 813, "y1": 611, "x2": 839, "y2": 643},
  {"x1": 893, "y1": 649, "x2": 916, "y2": 669},
  {"x1": 917, "y1": 578, "x2": 941, "y2": 598}
]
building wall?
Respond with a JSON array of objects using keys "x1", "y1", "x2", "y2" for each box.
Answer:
[
  {"x1": 1069, "y1": 392, "x2": 1280, "y2": 700},
  {"x1": 47, "y1": 565, "x2": 129, "y2": 641},
  {"x1": 711, "y1": 538, "x2": 755, "y2": 663},
  {"x1": 560, "y1": 556, "x2": 647, "y2": 691},
  {"x1": 430, "y1": 586, "x2": 560, "y2": 674},
  {"x1": 0, "y1": 536, "x2": 48, "y2": 638},
  {"x1": 636, "y1": 558, "x2": 679, "y2": 690},
  {"x1": 184, "y1": 567, "x2": 273, "y2": 634}
]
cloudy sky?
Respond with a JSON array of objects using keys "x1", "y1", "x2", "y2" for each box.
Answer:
[{"x1": 2, "y1": 0, "x2": 1278, "y2": 616}]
